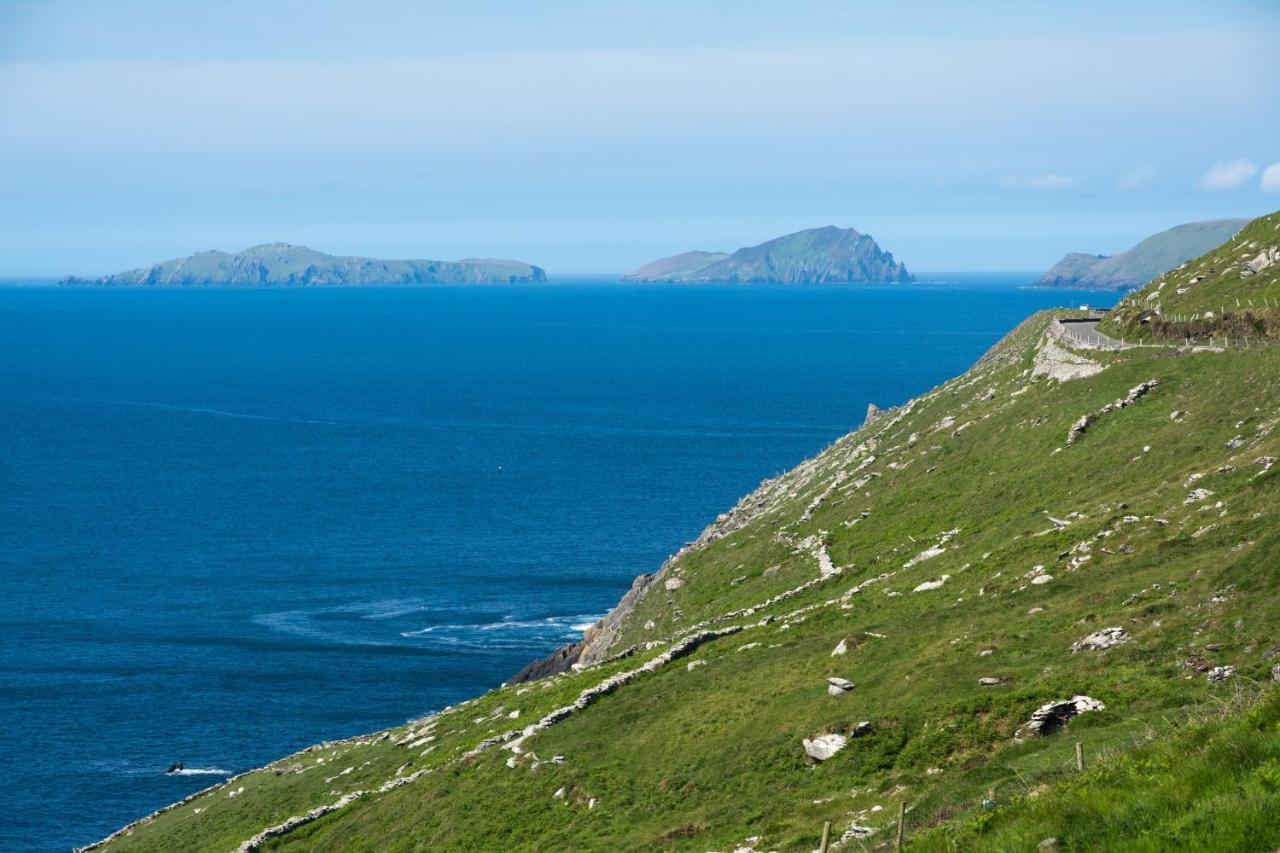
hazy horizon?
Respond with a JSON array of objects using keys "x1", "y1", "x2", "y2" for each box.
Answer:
[{"x1": 2, "y1": 0, "x2": 1278, "y2": 276}]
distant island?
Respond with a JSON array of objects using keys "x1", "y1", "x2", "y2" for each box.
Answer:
[
  {"x1": 64, "y1": 243, "x2": 547, "y2": 287},
  {"x1": 1033, "y1": 218, "x2": 1247, "y2": 291},
  {"x1": 623, "y1": 226, "x2": 913, "y2": 284}
]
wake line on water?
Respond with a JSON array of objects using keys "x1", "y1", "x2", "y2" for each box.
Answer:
[
  {"x1": 168, "y1": 767, "x2": 230, "y2": 777},
  {"x1": 116, "y1": 400, "x2": 345, "y2": 426},
  {"x1": 102, "y1": 398, "x2": 828, "y2": 438}
]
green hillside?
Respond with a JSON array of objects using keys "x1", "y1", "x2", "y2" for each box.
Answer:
[
  {"x1": 1033, "y1": 219, "x2": 1248, "y2": 291},
  {"x1": 621, "y1": 250, "x2": 731, "y2": 282},
  {"x1": 1103, "y1": 210, "x2": 1280, "y2": 342},
  {"x1": 90, "y1": 217, "x2": 1280, "y2": 852}
]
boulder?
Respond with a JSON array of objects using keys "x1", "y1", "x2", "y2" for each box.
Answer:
[
  {"x1": 827, "y1": 677, "x2": 855, "y2": 696},
  {"x1": 1015, "y1": 695, "x2": 1105, "y2": 740},
  {"x1": 1071, "y1": 627, "x2": 1129, "y2": 653},
  {"x1": 913, "y1": 574, "x2": 951, "y2": 593},
  {"x1": 1184, "y1": 488, "x2": 1214, "y2": 505},
  {"x1": 664, "y1": 577, "x2": 685, "y2": 591},
  {"x1": 802, "y1": 733, "x2": 848, "y2": 762},
  {"x1": 1207, "y1": 665, "x2": 1235, "y2": 683},
  {"x1": 978, "y1": 677, "x2": 1008, "y2": 686}
]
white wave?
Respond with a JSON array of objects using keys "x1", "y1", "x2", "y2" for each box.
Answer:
[
  {"x1": 168, "y1": 767, "x2": 230, "y2": 776},
  {"x1": 400, "y1": 613, "x2": 603, "y2": 646}
]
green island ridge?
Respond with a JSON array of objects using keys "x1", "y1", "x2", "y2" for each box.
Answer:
[
  {"x1": 623, "y1": 227, "x2": 913, "y2": 284},
  {"x1": 1032, "y1": 219, "x2": 1248, "y2": 292},
  {"x1": 62, "y1": 243, "x2": 547, "y2": 287},
  {"x1": 88, "y1": 212, "x2": 1280, "y2": 852}
]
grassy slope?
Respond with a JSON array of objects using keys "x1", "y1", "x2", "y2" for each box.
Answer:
[
  {"x1": 99, "y1": 222, "x2": 1280, "y2": 851},
  {"x1": 1081, "y1": 219, "x2": 1248, "y2": 289},
  {"x1": 911, "y1": 688, "x2": 1280, "y2": 852},
  {"x1": 1102, "y1": 210, "x2": 1280, "y2": 341}
]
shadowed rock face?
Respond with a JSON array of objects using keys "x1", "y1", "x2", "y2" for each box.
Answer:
[
  {"x1": 65, "y1": 243, "x2": 547, "y2": 287},
  {"x1": 623, "y1": 226, "x2": 913, "y2": 284},
  {"x1": 509, "y1": 642, "x2": 583, "y2": 683}
]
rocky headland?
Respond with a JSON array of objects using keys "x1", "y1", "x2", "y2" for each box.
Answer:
[{"x1": 623, "y1": 226, "x2": 913, "y2": 284}]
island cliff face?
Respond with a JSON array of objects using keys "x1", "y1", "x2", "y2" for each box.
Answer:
[
  {"x1": 1033, "y1": 219, "x2": 1247, "y2": 291},
  {"x1": 64, "y1": 243, "x2": 547, "y2": 287},
  {"x1": 623, "y1": 226, "x2": 913, "y2": 284}
]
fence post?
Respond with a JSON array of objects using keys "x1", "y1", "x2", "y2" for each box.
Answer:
[
  {"x1": 1075, "y1": 741, "x2": 1084, "y2": 772},
  {"x1": 819, "y1": 821, "x2": 831, "y2": 853},
  {"x1": 896, "y1": 800, "x2": 906, "y2": 850}
]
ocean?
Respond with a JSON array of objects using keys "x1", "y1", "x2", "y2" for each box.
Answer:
[{"x1": 0, "y1": 276, "x2": 1115, "y2": 850}]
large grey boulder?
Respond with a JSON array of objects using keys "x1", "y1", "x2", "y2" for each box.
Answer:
[
  {"x1": 802, "y1": 733, "x2": 848, "y2": 762},
  {"x1": 827, "y1": 677, "x2": 855, "y2": 696},
  {"x1": 1014, "y1": 695, "x2": 1105, "y2": 741}
]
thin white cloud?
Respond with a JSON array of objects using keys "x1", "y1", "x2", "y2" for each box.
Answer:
[
  {"x1": 1000, "y1": 173, "x2": 1081, "y2": 191},
  {"x1": 1197, "y1": 159, "x2": 1258, "y2": 191},
  {"x1": 1262, "y1": 162, "x2": 1280, "y2": 193},
  {"x1": 1115, "y1": 165, "x2": 1155, "y2": 190}
]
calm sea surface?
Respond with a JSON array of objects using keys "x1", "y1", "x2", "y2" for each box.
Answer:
[{"x1": 0, "y1": 276, "x2": 1115, "y2": 849}]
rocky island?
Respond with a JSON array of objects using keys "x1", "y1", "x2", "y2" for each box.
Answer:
[
  {"x1": 623, "y1": 226, "x2": 913, "y2": 284},
  {"x1": 1033, "y1": 218, "x2": 1247, "y2": 291},
  {"x1": 64, "y1": 243, "x2": 547, "y2": 287}
]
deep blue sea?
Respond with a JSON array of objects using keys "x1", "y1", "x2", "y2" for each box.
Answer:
[{"x1": 0, "y1": 275, "x2": 1115, "y2": 850}]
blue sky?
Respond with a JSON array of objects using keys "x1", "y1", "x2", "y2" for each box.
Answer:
[{"x1": 1, "y1": 0, "x2": 1278, "y2": 275}]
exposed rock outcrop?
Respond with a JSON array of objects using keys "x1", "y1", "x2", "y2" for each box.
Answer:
[
  {"x1": 1066, "y1": 381, "x2": 1158, "y2": 445},
  {"x1": 1032, "y1": 322, "x2": 1105, "y2": 382},
  {"x1": 1014, "y1": 695, "x2": 1105, "y2": 740},
  {"x1": 802, "y1": 733, "x2": 848, "y2": 761},
  {"x1": 1071, "y1": 627, "x2": 1129, "y2": 652}
]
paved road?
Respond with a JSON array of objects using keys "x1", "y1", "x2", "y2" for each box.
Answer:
[{"x1": 1057, "y1": 319, "x2": 1130, "y2": 350}]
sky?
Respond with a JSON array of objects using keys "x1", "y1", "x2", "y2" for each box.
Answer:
[{"x1": 1, "y1": 0, "x2": 1278, "y2": 275}]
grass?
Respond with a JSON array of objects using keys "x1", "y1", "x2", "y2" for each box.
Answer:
[
  {"x1": 1103, "y1": 210, "x2": 1280, "y2": 342},
  {"x1": 95, "y1": 217, "x2": 1280, "y2": 851},
  {"x1": 911, "y1": 687, "x2": 1280, "y2": 852}
]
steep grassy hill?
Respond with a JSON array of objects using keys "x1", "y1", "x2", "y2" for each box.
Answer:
[
  {"x1": 1103, "y1": 211, "x2": 1280, "y2": 342},
  {"x1": 622, "y1": 250, "x2": 731, "y2": 282},
  {"x1": 1033, "y1": 219, "x2": 1248, "y2": 291},
  {"x1": 89, "y1": 221, "x2": 1280, "y2": 852}
]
